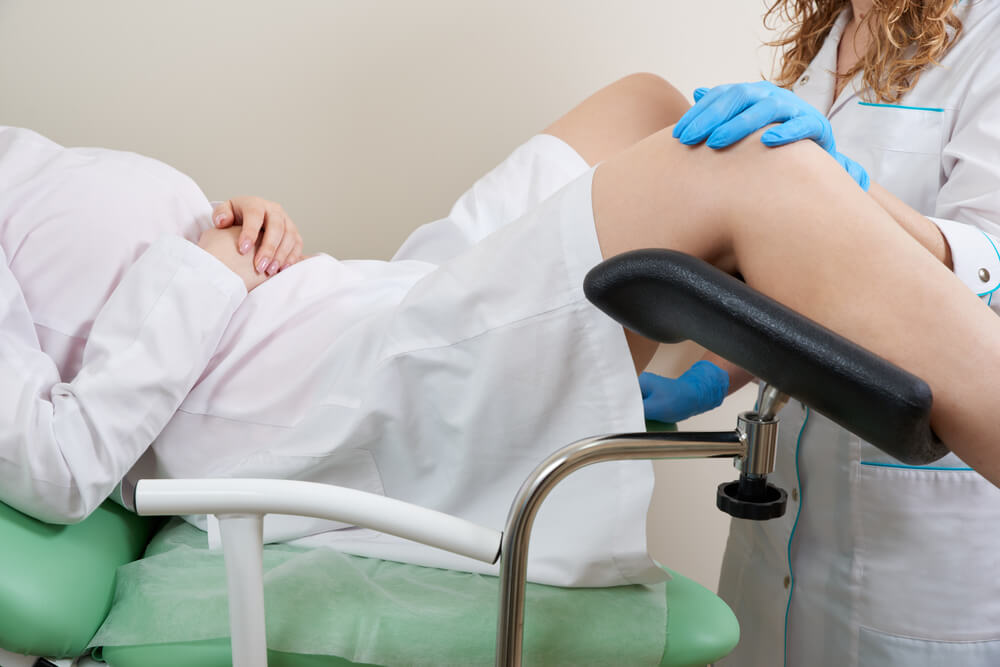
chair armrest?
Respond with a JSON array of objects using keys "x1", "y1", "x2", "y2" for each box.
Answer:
[
  {"x1": 132, "y1": 478, "x2": 501, "y2": 564},
  {"x1": 132, "y1": 478, "x2": 502, "y2": 667}
]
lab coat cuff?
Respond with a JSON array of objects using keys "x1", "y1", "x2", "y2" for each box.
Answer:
[
  {"x1": 152, "y1": 235, "x2": 248, "y2": 303},
  {"x1": 927, "y1": 217, "x2": 1000, "y2": 301}
]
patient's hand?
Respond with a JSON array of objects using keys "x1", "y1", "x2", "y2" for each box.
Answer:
[
  {"x1": 198, "y1": 227, "x2": 269, "y2": 291},
  {"x1": 211, "y1": 196, "x2": 304, "y2": 277}
]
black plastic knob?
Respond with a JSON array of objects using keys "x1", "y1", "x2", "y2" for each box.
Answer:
[{"x1": 717, "y1": 480, "x2": 788, "y2": 520}]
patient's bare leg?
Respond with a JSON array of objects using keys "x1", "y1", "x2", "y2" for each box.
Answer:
[
  {"x1": 593, "y1": 127, "x2": 1000, "y2": 485},
  {"x1": 545, "y1": 73, "x2": 690, "y2": 369},
  {"x1": 544, "y1": 73, "x2": 690, "y2": 166}
]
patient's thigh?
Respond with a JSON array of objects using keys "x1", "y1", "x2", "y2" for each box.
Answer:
[{"x1": 0, "y1": 128, "x2": 213, "y2": 378}]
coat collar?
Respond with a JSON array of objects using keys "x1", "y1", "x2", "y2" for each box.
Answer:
[{"x1": 792, "y1": 10, "x2": 861, "y2": 118}]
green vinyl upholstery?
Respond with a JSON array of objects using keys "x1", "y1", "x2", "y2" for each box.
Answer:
[
  {"x1": 93, "y1": 568, "x2": 736, "y2": 667},
  {"x1": 0, "y1": 500, "x2": 158, "y2": 658}
]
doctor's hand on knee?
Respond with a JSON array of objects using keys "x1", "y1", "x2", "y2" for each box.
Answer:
[
  {"x1": 212, "y1": 196, "x2": 304, "y2": 276},
  {"x1": 673, "y1": 81, "x2": 869, "y2": 191},
  {"x1": 198, "y1": 226, "x2": 269, "y2": 292}
]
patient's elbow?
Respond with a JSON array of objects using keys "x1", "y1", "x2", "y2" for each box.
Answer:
[
  {"x1": 4, "y1": 484, "x2": 109, "y2": 525},
  {"x1": 39, "y1": 502, "x2": 95, "y2": 525}
]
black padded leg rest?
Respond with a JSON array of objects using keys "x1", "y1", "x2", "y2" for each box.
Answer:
[{"x1": 584, "y1": 249, "x2": 947, "y2": 465}]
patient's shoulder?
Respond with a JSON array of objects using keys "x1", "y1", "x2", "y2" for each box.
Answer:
[{"x1": 0, "y1": 126, "x2": 214, "y2": 377}]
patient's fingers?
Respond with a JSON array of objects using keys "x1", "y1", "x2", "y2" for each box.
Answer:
[
  {"x1": 281, "y1": 244, "x2": 305, "y2": 271},
  {"x1": 212, "y1": 201, "x2": 235, "y2": 229},
  {"x1": 270, "y1": 224, "x2": 302, "y2": 275},
  {"x1": 256, "y1": 210, "x2": 287, "y2": 274},
  {"x1": 235, "y1": 201, "x2": 268, "y2": 264},
  {"x1": 215, "y1": 196, "x2": 301, "y2": 274}
]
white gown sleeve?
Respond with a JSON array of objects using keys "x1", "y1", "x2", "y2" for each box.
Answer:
[
  {"x1": 928, "y1": 49, "x2": 1000, "y2": 312},
  {"x1": 0, "y1": 236, "x2": 245, "y2": 523}
]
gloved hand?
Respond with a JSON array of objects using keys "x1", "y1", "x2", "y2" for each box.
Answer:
[
  {"x1": 832, "y1": 151, "x2": 870, "y2": 191},
  {"x1": 672, "y1": 81, "x2": 870, "y2": 191},
  {"x1": 639, "y1": 360, "x2": 729, "y2": 424}
]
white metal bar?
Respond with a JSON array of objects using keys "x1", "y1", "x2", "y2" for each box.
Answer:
[
  {"x1": 0, "y1": 647, "x2": 41, "y2": 667},
  {"x1": 218, "y1": 514, "x2": 268, "y2": 667},
  {"x1": 134, "y1": 478, "x2": 501, "y2": 564}
]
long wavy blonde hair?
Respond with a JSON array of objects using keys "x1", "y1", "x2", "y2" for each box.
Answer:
[{"x1": 765, "y1": 0, "x2": 963, "y2": 103}]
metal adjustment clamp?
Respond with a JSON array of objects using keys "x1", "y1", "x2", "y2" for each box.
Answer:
[{"x1": 716, "y1": 383, "x2": 789, "y2": 521}]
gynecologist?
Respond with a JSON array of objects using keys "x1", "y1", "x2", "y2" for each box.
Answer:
[{"x1": 641, "y1": 0, "x2": 1000, "y2": 664}]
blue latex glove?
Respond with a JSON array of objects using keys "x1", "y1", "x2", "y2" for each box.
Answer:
[
  {"x1": 832, "y1": 151, "x2": 870, "y2": 191},
  {"x1": 673, "y1": 81, "x2": 869, "y2": 191},
  {"x1": 639, "y1": 360, "x2": 729, "y2": 424}
]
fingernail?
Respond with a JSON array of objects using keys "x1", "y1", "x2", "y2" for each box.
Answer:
[
  {"x1": 214, "y1": 214, "x2": 225, "y2": 227},
  {"x1": 267, "y1": 261, "x2": 280, "y2": 276},
  {"x1": 678, "y1": 128, "x2": 699, "y2": 144},
  {"x1": 761, "y1": 130, "x2": 780, "y2": 145},
  {"x1": 239, "y1": 239, "x2": 253, "y2": 254},
  {"x1": 257, "y1": 257, "x2": 270, "y2": 274}
]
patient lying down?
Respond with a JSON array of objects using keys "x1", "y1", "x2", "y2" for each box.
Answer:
[
  {"x1": 0, "y1": 125, "x2": 657, "y2": 587},
  {"x1": 3, "y1": 72, "x2": 1000, "y2": 588}
]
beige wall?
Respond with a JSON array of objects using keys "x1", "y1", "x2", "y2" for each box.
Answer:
[{"x1": 0, "y1": 0, "x2": 777, "y2": 591}]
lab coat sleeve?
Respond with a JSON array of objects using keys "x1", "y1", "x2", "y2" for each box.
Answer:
[
  {"x1": 928, "y1": 46, "x2": 1000, "y2": 311},
  {"x1": 0, "y1": 236, "x2": 246, "y2": 523}
]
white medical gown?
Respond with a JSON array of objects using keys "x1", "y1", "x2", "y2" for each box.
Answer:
[{"x1": 0, "y1": 128, "x2": 659, "y2": 587}]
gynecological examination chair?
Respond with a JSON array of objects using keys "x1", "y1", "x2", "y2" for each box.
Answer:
[{"x1": 0, "y1": 250, "x2": 944, "y2": 667}]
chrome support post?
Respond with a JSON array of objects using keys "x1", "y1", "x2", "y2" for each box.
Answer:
[
  {"x1": 495, "y1": 430, "x2": 745, "y2": 667},
  {"x1": 756, "y1": 383, "x2": 790, "y2": 421},
  {"x1": 737, "y1": 411, "x2": 779, "y2": 478}
]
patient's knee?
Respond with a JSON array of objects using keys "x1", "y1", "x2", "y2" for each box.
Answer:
[
  {"x1": 731, "y1": 127, "x2": 834, "y2": 166},
  {"x1": 614, "y1": 72, "x2": 689, "y2": 121},
  {"x1": 547, "y1": 72, "x2": 690, "y2": 165},
  {"x1": 686, "y1": 127, "x2": 843, "y2": 194}
]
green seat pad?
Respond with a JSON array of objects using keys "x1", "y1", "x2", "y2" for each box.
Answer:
[
  {"x1": 0, "y1": 500, "x2": 157, "y2": 658},
  {"x1": 91, "y1": 520, "x2": 736, "y2": 666},
  {"x1": 660, "y1": 566, "x2": 739, "y2": 666},
  {"x1": 98, "y1": 640, "x2": 372, "y2": 667},
  {"x1": 97, "y1": 573, "x2": 737, "y2": 667}
]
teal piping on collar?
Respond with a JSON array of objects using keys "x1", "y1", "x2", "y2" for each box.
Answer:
[{"x1": 857, "y1": 101, "x2": 945, "y2": 113}]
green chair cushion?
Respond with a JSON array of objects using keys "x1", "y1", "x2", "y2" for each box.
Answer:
[
  {"x1": 98, "y1": 640, "x2": 370, "y2": 667},
  {"x1": 0, "y1": 500, "x2": 158, "y2": 658},
  {"x1": 88, "y1": 521, "x2": 736, "y2": 667},
  {"x1": 95, "y1": 567, "x2": 736, "y2": 667},
  {"x1": 659, "y1": 567, "x2": 739, "y2": 666}
]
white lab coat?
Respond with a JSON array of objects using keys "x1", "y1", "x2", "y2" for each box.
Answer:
[
  {"x1": 0, "y1": 129, "x2": 660, "y2": 587},
  {"x1": 0, "y1": 128, "x2": 245, "y2": 523},
  {"x1": 719, "y1": 3, "x2": 1000, "y2": 665}
]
